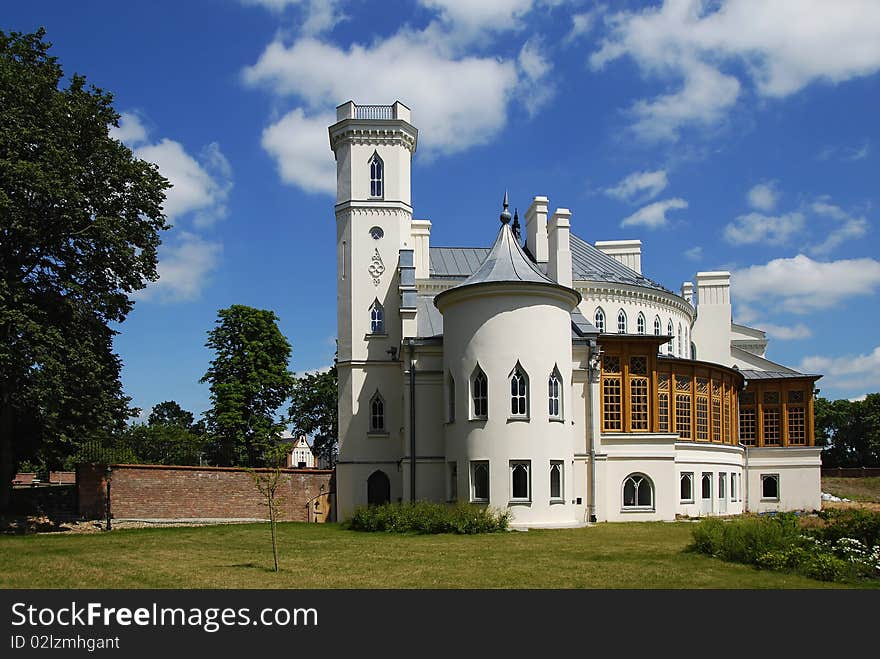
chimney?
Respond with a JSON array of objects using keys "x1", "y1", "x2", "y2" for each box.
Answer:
[
  {"x1": 691, "y1": 271, "x2": 732, "y2": 366},
  {"x1": 594, "y1": 240, "x2": 642, "y2": 274},
  {"x1": 525, "y1": 196, "x2": 549, "y2": 263},
  {"x1": 411, "y1": 219, "x2": 431, "y2": 279},
  {"x1": 681, "y1": 281, "x2": 694, "y2": 305},
  {"x1": 548, "y1": 208, "x2": 572, "y2": 288}
]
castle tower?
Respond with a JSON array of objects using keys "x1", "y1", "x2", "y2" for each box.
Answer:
[{"x1": 329, "y1": 101, "x2": 418, "y2": 518}]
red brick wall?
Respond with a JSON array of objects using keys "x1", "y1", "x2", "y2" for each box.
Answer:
[{"x1": 77, "y1": 464, "x2": 334, "y2": 522}]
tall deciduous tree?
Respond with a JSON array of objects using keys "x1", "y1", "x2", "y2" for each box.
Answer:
[
  {"x1": 816, "y1": 394, "x2": 880, "y2": 468},
  {"x1": 288, "y1": 364, "x2": 338, "y2": 468},
  {"x1": 201, "y1": 305, "x2": 295, "y2": 467},
  {"x1": 0, "y1": 29, "x2": 169, "y2": 510}
]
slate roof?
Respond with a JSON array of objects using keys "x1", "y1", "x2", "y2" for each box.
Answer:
[
  {"x1": 429, "y1": 234, "x2": 671, "y2": 293},
  {"x1": 457, "y1": 223, "x2": 557, "y2": 287},
  {"x1": 738, "y1": 369, "x2": 821, "y2": 380}
]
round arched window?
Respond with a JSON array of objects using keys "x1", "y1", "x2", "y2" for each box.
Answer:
[
  {"x1": 623, "y1": 474, "x2": 654, "y2": 509},
  {"x1": 369, "y1": 226, "x2": 384, "y2": 240}
]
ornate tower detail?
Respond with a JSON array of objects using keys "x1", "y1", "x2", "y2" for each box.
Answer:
[{"x1": 329, "y1": 101, "x2": 418, "y2": 519}]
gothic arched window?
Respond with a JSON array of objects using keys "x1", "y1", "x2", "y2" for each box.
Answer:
[
  {"x1": 471, "y1": 366, "x2": 488, "y2": 419},
  {"x1": 623, "y1": 473, "x2": 654, "y2": 509},
  {"x1": 637, "y1": 312, "x2": 646, "y2": 335},
  {"x1": 667, "y1": 320, "x2": 674, "y2": 355},
  {"x1": 509, "y1": 363, "x2": 529, "y2": 418},
  {"x1": 369, "y1": 391, "x2": 385, "y2": 432},
  {"x1": 369, "y1": 151, "x2": 384, "y2": 198},
  {"x1": 548, "y1": 367, "x2": 562, "y2": 420},
  {"x1": 369, "y1": 299, "x2": 384, "y2": 334},
  {"x1": 595, "y1": 308, "x2": 605, "y2": 333},
  {"x1": 617, "y1": 310, "x2": 627, "y2": 334},
  {"x1": 678, "y1": 323, "x2": 683, "y2": 356}
]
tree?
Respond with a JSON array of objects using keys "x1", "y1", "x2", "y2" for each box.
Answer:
[
  {"x1": 248, "y1": 444, "x2": 288, "y2": 573},
  {"x1": 288, "y1": 363, "x2": 338, "y2": 467},
  {"x1": 815, "y1": 394, "x2": 880, "y2": 468},
  {"x1": 201, "y1": 305, "x2": 295, "y2": 467},
  {"x1": 119, "y1": 400, "x2": 207, "y2": 466},
  {"x1": 0, "y1": 29, "x2": 170, "y2": 510}
]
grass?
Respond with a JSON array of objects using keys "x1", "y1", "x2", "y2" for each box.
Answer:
[
  {"x1": 0, "y1": 521, "x2": 875, "y2": 589},
  {"x1": 822, "y1": 477, "x2": 880, "y2": 503}
]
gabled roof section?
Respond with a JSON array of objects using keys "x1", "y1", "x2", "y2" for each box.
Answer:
[
  {"x1": 731, "y1": 345, "x2": 799, "y2": 373},
  {"x1": 739, "y1": 369, "x2": 821, "y2": 381}
]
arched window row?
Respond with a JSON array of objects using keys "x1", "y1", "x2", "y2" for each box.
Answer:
[
  {"x1": 465, "y1": 363, "x2": 565, "y2": 422},
  {"x1": 465, "y1": 460, "x2": 566, "y2": 504}
]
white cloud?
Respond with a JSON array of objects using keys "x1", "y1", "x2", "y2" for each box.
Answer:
[
  {"x1": 620, "y1": 197, "x2": 687, "y2": 229},
  {"x1": 605, "y1": 169, "x2": 668, "y2": 202},
  {"x1": 261, "y1": 109, "x2": 337, "y2": 194},
  {"x1": 799, "y1": 346, "x2": 880, "y2": 394},
  {"x1": 134, "y1": 232, "x2": 222, "y2": 303},
  {"x1": 243, "y1": 32, "x2": 520, "y2": 190},
  {"x1": 566, "y1": 11, "x2": 597, "y2": 43},
  {"x1": 849, "y1": 394, "x2": 867, "y2": 402},
  {"x1": 134, "y1": 139, "x2": 232, "y2": 227},
  {"x1": 110, "y1": 112, "x2": 148, "y2": 146},
  {"x1": 420, "y1": 0, "x2": 535, "y2": 37},
  {"x1": 591, "y1": 0, "x2": 880, "y2": 140},
  {"x1": 518, "y1": 39, "x2": 554, "y2": 117},
  {"x1": 808, "y1": 200, "x2": 869, "y2": 255},
  {"x1": 723, "y1": 211, "x2": 804, "y2": 246},
  {"x1": 239, "y1": 0, "x2": 344, "y2": 35},
  {"x1": 733, "y1": 254, "x2": 880, "y2": 313},
  {"x1": 747, "y1": 182, "x2": 778, "y2": 211},
  {"x1": 761, "y1": 323, "x2": 812, "y2": 340},
  {"x1": 684, "y1": 245, "x2": 703, "y2": 261}
]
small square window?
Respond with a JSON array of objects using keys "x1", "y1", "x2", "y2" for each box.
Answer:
[{"x1": 761, "y1": 473, "x2": 779, "y2": 500}]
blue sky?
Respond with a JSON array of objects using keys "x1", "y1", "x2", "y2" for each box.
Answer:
[{"x1": 7, "y1": 0, "x2": 880, "y2": 418}]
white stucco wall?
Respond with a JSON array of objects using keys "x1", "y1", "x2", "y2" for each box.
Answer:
[{"x1": 744, "y1": 447, "x2": 822, "y2": 513}]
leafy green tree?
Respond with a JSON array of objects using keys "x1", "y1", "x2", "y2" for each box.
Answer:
[
  {"x1": 288, "y1": 363, "x2": 338, "y2": 467},
  {"x1": 201, "y1": 305, "x2": 295, "y2": 467},
  {"x1": 816, "y1": 394, "x2": 880, "y2": 467},
  {"x1": 118, "y1": 400, "x2": 207, "y2": 466},
  {"x1": 148, "y1": 400, "x2": 195, "y2": 428},
  {"x1": 0, "y1": 29, "x2": 169, "y2": 510}
]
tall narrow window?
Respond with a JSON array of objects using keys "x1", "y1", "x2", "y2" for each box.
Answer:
[
  {"x1": 683, "y1": 327, "x2": 689, "y2": 358},
  {"x1": 657, "y1": 373, "x2": 670, "y2": 432},
  {"x1": 695, "y1": 378, "x2": 709, "y2": 440},
  {"x1": 510, "y1": 461, "x2": 531, "y2": 502},
  {"x1": 369, "y1": 391, "x2": 385, "y2": 433},
  {"x1": 594, "y1": 308, "x2": 605, "y2": 333},
  {"x1": 447, "y1": 373, "x2": 456, "y2": 423},
  {"x1": 509, "y1": 363, "x2": 529, "y2": 418},
  {"x1": 677, "y1": 323, "x2": 683, "y2": 356},
  {"x1": 675, "y1": 376, "x2": 691, "y2": 439},
  {"x1": 548, "y1": 367, "x2": 562, "y2": 420},
  {"x1": 629, "y1": 356, "x2": 649, "y2": 431},
  {"x1": 550, "y1": 461, "x2": 564, "y2": 501},
  {"x1": 602, "y1": 355, "x2": 622, "y2": 431},
  {"x1": 471, "y1": 461, "x2": 489, "y2": 502},
  {"x1": 787, "y1": 390, "x2": 806, "y2": 445},
  {"x1": 655, "y1": 316, "x2": 662, "y2": 354},
  {"x1": 617, "y1": 309, "x2": 627, "y2": 334},
  {"x1": 667, "y1": 320, "x2": 674, "y2": 355},
  {"x1": 369, "y1": 299, "x2": 384, "y2": 334},
  {"x1": 680, "y1": 472, "x2": 694, "y2": 502},
  {"x1": 472, "y1": 366, "x2": 488, "y2": 419},
  {"x1": 369, "y1": 151, "x2": 384, "y2": 198},
  {"x1": 637, "y1": 312, "x2": 646, "y2": 335},
  {"x1": 763, "y1": 391, "x2": 781, "y2": 445},
  {"x1": 739, "y1": 392, "x2": 757, "y2": 446}
]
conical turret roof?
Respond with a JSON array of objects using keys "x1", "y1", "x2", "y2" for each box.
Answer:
[{"x1": 460, "y1": 221, "x2": 555, "y2": 287}]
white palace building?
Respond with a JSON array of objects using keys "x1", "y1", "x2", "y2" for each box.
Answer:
[{"x1": 330, "y1": 101, "x2": 822, "y2": 526}]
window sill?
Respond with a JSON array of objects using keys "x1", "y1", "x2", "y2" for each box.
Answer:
[
  {"x1": 506, "y1": 416, "x2": 530, "y2": 423},
  {"x1": 549, "y1": 498, "x2": 565, "y2": 505},
  {"x1": 365, "y1": 333, "x2": 388, "y2": 339},
  {"x1": 508, "y1": 500, "x2": 532, "y2": 506},
  {"x1": 549, "y1": 417, "x2": 564, "y2": 424},
  {"x1": 367, "y1": 432, "x2": 389, "y2": 438},
  {"x1": 760, "y1": 498, "x2": 780, "y2": 502},
  {"x1": 469, "y1": 417, "x2": 487, "y2": 423},
  {"x1": 621, "y1": 507, "x2": 655, "y2": 513},
  {"x1": 470, "y1": 499, "x2": 488, "y2": 505},
  {"x1": 680, "y1": 499, "x2": 695, "y2": 504}
]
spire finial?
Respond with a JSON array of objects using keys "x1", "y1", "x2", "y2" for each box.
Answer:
[
  {"x1": 512, "y1": 207, "x2": 521, "y2": 241},
  {"x1": 500, "y1": 190, "x2": 511, "y2": 224}
]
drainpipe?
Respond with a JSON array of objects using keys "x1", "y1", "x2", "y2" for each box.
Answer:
[
  {"x1": 407, "y1": 338, "x2": 416, "y2": 502},
  {"x1": 741, "y1": 443, "x2": 749, "y2": 513},
  {"x1": 588, "y1": 340, "x2": 600, "y2": 523}
]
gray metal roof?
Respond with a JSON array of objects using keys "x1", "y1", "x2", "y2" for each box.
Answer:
[
  {"x1": 739, "y1": 369, "x2": 820, "y2": 380},
  {"x1": 571, "y1": 309, "x2": 599, "y2": 337},
  {"x1": 429, "y1": 234, "x2": 671, "y2": 293},
  {"x1": 458, "y1": 223, "x2": 556, "y2": 287}
]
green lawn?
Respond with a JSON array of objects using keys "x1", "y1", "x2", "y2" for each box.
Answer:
[{"x1": 0, "y1": 521, "x2": 873, "y2": 589}]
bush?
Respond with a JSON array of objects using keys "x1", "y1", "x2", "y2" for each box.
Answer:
[
  {"x1": 345, "y1": 501, "x2": 510, "y2": 534},
  {"x1": 689, "y1": 513, "x2": 802, "y2": 565},
  {"x1": 814, "y1": 509, "x2": 880, "y2": 550}
]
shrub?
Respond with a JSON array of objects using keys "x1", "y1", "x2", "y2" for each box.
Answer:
[
  {"x1": 814, "y1": 509, "x2": 880, "y2": 550},
  {"x1": 345, "y1": 501, "x2": 510, "y2": 534},
  {"x1": 689, "y1": 513, "x2": 802, "y2": 565}
]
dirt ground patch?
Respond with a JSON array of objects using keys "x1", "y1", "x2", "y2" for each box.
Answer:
[{"x1": 0, "y1": 515, "x2": 250, "y2": 535}]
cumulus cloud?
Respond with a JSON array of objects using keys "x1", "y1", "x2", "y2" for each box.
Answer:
[
  {"x1": 605, "y1": 169, "x2": 668, "y2": 202},
  {"x1": 566, "y1": 10, "x2": 597, "y2": 43},
  {"x1": 733, "y1": 254, "x2": 880, "y2": 313},
  {"x1": 420, "y1": 0, "x2": 536, "y2": 39},
  {"x1": 590, "y1": 0, "x2": 880, "y2": 140},
  {"x1": 723, "y1": 211, "x2": 804, "y2": 246},
  {"x1": 243, "y1": 30, "x2": 521, "y2": 191},
  {"x1": 620, "y1": 197, "x2": 687, "y2": 228},
  {"x1": 747, "y1": 182, "x2": 778, "y2": 211},
  {"x1": 761, "y1": 323, "x2": 812, "y2": 340},
  {"x1": 110, "y1": 111, "x2": 148, "y2": 146},
  {"x1": 134, "y1": 232, "x2": 223, "y2": 303},
  {"x1": 261, "y1": 108, "x2": 337, "y2": 194},
  {"x1": 134, "y1": 139, "x2": 232, "y2": 227},
  {"x1": 517, "y1": 39, "x2": 555, "y2": 117},
  {"x1": 799, "y1": 346, "x2": 880, "y2": 394},
  {"x1": 239, "y1": 0, "x2": 344, "y2": 35},
  {"x1": 808, "y1": 200, "x2": 869, "y2": 255}
]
